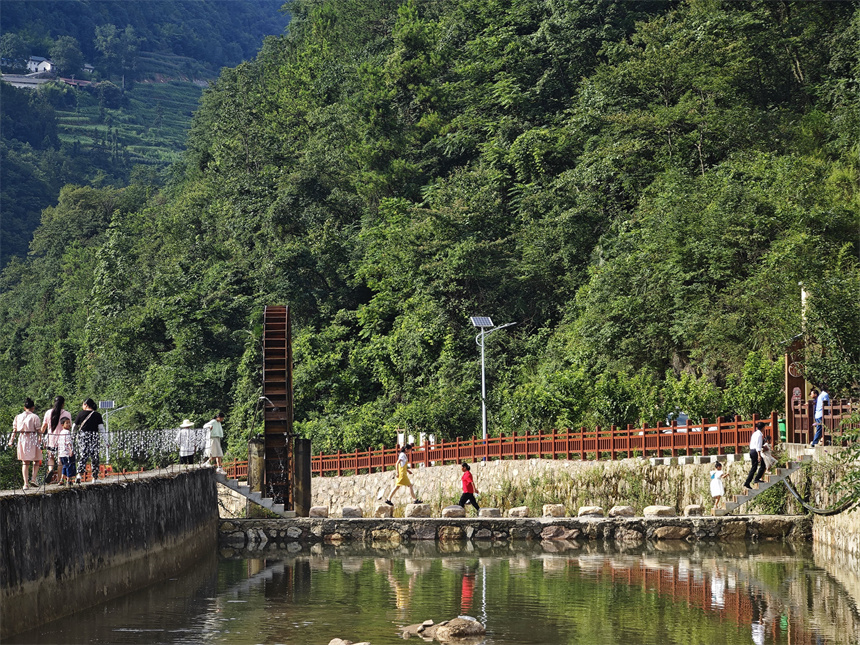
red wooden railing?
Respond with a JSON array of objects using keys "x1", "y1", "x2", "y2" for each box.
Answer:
[
  {"x1": 224, "y1": 459, "x2": 248, "y2": 480},
  {"x1": 788, "y1": 398, "x2": 858, "y2": 445},
  {"x1": 310, "y1": 412, "x2": 780, "y2": 477}
]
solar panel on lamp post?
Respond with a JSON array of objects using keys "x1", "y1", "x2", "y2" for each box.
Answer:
[{"x1": 470, "y1": 317, "x2": 516, "y2": 444}]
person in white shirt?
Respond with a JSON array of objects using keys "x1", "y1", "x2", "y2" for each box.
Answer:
[
  {"x1": 57, "y1": 417, "x2": 77, "y2": 485},
  {"x1": 203, "y1": 413, "x2": 225, "y2": 473},
  {"x1": 743, "y1": 421, "x2": 768, "y2": 491},
  {"x1": 810, "y1": 385, "x2": 830, "y2": 447},
  {"x1": 176, "y1": 419, "x2": 197, "y2": 465}
]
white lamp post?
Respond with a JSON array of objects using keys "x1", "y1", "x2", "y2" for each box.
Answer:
[{"x1": 470, "y1": 317, "x2": 516, "y2": 442}]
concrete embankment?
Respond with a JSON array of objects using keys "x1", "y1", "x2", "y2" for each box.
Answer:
[
  {"x1": 219, "y1": 515, "x2": 812, "y2": 551},
  {"x1": 0, "y1": 466, "x2": 218, "y2": 640}
]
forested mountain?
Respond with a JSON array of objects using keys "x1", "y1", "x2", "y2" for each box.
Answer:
[
  {"x1": 1, "y1": 0, "x2": 290, "y2": 267},
  {"x1": 1, "y1": 0, "x2": 288, "y2": 72},
  {"x1": 1, "y1": 0, "x2": 857, "y2": 458}
]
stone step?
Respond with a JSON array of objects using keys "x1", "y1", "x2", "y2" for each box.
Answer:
[
  {"x1": 721, "y1": 455, "x2": 810, "y2": 515},
  {"x1": 214, "y1": 471, "x2": 293, "y2": 518}
]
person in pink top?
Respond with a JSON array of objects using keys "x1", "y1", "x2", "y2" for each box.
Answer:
[
  {"x1": 7, "y1": 398, "x2": 42, "y2": 489},
  {"x1": 459, "y1": 462, "x2": 480, "y2": 514},
  {"x1": 40, "y1": 395, "x2": 72, "y2": 485}
]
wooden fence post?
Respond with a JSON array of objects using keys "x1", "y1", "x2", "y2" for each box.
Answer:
[{"x1": 336, "y1": 449, "x2": 342, "y2": 477}]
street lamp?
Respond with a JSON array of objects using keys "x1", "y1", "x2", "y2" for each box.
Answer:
[{"x1": 470, "y1": 317, "x2": 516, "y2": 442}]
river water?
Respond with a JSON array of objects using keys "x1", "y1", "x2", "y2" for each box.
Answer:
[{"x1": 12, "y1": 541, "x2": 860, "y2": 644}]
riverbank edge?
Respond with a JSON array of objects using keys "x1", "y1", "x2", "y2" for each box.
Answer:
[
  {"x1": 0, "y1": 466, "x2": 218, "y2": 640},
  {"x1": 219, "y1": 514, "x2": 812, "y2": 550}
]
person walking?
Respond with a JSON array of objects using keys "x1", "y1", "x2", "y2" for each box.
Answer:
[
  {"x1": 710, "y1": 462, "x2": 726, "y2": 515},
  {"x1": 41, "y1": 396, "x2": 72, "y2": 484},
  {"x1": 810, "y1": 385, "x2": 830, "y2": 447},
  {"x1": 458, "y1": 462, "x2": 480, "y2": 514},
  {"x1": 176, "y1": 419, "x2": 197, "y2": 465},
  {"x1": 57, "y1": 417, "x2": 77, "y2": 486},
  {"x1": 743, "y1": 421, "x2": 767, "y2": 491},
  {"x1": 384, "y1": 444, "x2": 423, "y2": 505},
  {"x1": 203, "y1": 413, "x2": 225, "y2": 473},
  {"x1": 7, "y1": 398, "x2": 42, "y2": 489},
  {"x1": 74, "y1": 398, "x2": 105, "y2": 482}
]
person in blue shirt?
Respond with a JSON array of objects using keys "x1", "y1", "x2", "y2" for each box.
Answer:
[{"x1": 810, "y1": 385, "x2": 830, "y2": 448}]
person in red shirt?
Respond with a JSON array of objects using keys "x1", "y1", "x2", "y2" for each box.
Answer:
[{"x1": 459, "y1": 462, "x2": 480, "y2": 514}]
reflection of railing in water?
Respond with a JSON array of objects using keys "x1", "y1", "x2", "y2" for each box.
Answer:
[{"x1": 582, "y1": 558, "x2": 819, "y2": 645}]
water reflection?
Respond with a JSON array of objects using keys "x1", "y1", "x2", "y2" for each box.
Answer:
[{"x1": 10, "y1": 542, "x2": 860, "y2": 645}]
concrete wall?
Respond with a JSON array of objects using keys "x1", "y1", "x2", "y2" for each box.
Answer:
[
  {"x1": 312, "y1": 456, "x2": 804, "y2": 517},
  {"x1": 0, "y1": 466, "x2": 218, "y2": 639}
]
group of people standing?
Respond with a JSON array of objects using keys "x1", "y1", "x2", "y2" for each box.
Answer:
[
  {"x1": 175, "y1": 413, "x2": 226, "y2": 473},
  {"x1": 7, "y1": 396, "x2": 105, "y2": 490}
]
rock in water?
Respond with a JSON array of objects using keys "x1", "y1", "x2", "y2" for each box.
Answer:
[{"x1": 434, "y1": 617, "x2": 486, "y2": 641}]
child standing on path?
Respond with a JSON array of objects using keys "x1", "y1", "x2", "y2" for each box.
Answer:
[
  {"x1": 710, "y1": 462, "x2": 726, "y2": 516},
  {"x1": 385, "y1": 444, "x2": 423, "y2": 506},
  {"x1": 58, "y1": 417, "x2": 76, "y2": 486},
  {"x1": 459, "y1": 462, "x2": 480, "y2": 514}
]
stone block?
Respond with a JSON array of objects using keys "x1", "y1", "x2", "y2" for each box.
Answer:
[
  {"x1": 543, "y1": 504, "x2": 566, "y2": 517},
  {"x1": 720, "y1": 521, "x2": 748, "y2": 539},
  {"x1": 664, "y1": 457, "x2": 678, "y2": 466},
  {"x1": 478, "y1": 508, "x2": 501, "y2": 518},
  {"x1": 340, "y1": 506, "x2": 362, "y2": 518},
  {"x1": 726, "y1": 453, "x2": 742, "y2": 463},
  {"x1": 508, "y1": 506, "x2": 530, "y2": 518},
  {"x1": 677, "y1": 456, "x2": 695, "y2": 465},
  {"x1": 309, "y1": 506, "x2": 329, "y2": 518},
  {"x1": 371, "y1": 529, "x2": 401, "y2": 544},
  {"x1": 577, "y1": 506, "x2": 604, "y2": 517},
  {"x1": 614, "y1": 527, "x2": 644, "y2": 543},
  {"x1": 405, "y1": 503, "x2": 432, "y2": 518},
  {"x1": 644, "y1": 505, "x2": 676, "y2": 517},
  {"x1": 649, "y1": 458, "x2": 664, "y2": 466},
  {"x1": 608, "y1": 505, "x2": 635, "y2": 518},
  {"x1": 654, "y1": 525, "x2": 691, "y2": 540},
  {"x1": 442, "y1": 505, "x2": 466, "y2": 518},
  {"x1": 438, "y1": 525, "x2": 464, "y2": 541},
  {"x1": 693, "y1": 455, "x2": 711, "y2": 465},
  {"x1": 684, "y1": 504, "x2": 704, "y2": 516},
  {"x1": 286, "y1": 526, "x2": 302, "y2": 539},
  {"x1": 374, "y1": 503, "x2": 393, "y2": 518}
]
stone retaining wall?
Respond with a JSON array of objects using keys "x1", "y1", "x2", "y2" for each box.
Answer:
[
  {"x1": 0, "y1": 466, "x2": 218, "y2": 639},
  {"x1": 312, "y1": 456, "x2": 805, "y2": 517},
  {"x1": 219, "y1": 515, "x2": 811, "y2": 551}
]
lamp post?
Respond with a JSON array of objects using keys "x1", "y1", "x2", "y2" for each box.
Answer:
[{"x1": 470, "y1": 317, "x2": 516, "y2": 442}]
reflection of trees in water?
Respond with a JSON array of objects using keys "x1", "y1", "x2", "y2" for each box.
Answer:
[{"x1": 216, "y1": 544, "x2": 860, "y2": 644}]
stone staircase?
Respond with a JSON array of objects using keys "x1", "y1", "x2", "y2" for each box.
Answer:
[
  {"x1": 718, "y1": 454, "x2": 812, "y2": 516},
  {"x1": 214, "y1": 471, "x2": 296, "y2": 518}
]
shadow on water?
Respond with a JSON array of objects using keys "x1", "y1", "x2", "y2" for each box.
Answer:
[{"x1": 11, "y1": 541, "x2": 860, "y2": 645}]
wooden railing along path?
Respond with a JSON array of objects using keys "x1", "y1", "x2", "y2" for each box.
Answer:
[{"x1": 308, "y1": 412, "x2": 782, "y2": 477}]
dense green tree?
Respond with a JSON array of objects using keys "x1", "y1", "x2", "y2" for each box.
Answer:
[{"x1": 1, "y1": 0, "x2": 858, "y2": 460}]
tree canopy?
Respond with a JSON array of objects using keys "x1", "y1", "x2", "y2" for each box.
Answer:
[{"x1": 1, "y1": 0, "x2": 858, "y2": 457}]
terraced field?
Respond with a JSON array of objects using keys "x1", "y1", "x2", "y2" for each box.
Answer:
[{"x1": 55, "y1": 80, "x2": 204, "y2": 167}]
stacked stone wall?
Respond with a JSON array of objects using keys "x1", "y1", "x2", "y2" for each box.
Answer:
[{"x1": 312, "y1": 456, "x2": 810, "y2": 517}]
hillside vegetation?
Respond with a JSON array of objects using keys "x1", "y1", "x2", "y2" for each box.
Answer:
[{"x1": 1, "y1": 0, "x2": 858, "y2": 460}]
